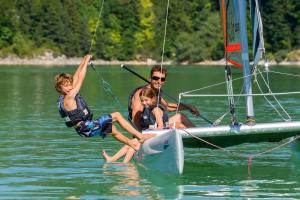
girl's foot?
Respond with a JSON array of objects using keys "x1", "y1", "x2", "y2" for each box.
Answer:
[{"x1": 102, "y1": 150, "x2": 113, "y2": 162}]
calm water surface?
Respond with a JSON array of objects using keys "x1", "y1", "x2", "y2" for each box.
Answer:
[{"x1": 1, "y1": 65, "x2": 300, "y2": 199}]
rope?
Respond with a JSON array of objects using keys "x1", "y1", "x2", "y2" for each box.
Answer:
[
  {"x1": 160, "y1": 0, "x2": 170, "y2": 67},
  {"x1": 180, "y1": 72, "x2": 254, "y2": 95},
  {"x1": 181, "y1": 69, "x2": 300, "y2": 123},
  {"x1": 180, "y1": 68, "x2": 300, "y2": 96},
  {"x1": 182, "y1": 91, "x2": 300, "y2": 97},
  {"x1": 89, "y1": 62, "x2": 122, "y2": 109},
  {"x1": 268, "y1": 70, "x2": 300, "y2": 78},
  {"x1": 88, "y1": 0, "x2": 105, "y2": 54},
  {"x1": 157, "y1": 0, "x2": 170, "y2": 109},
  {"x1": 87, "y1": 0, "x2": 121, "y2": 109},
  {"x1": 255, "y1": 67, "x2": 291, "y2": 121},
  {"x1": 180, "y1": 128, "x2": 300, "y2": 176},
  {"x1": 247, "y1": 135, "x2": 300, "y2": 176}
]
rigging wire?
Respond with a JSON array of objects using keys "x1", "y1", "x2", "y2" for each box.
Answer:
[
  {"x1": 88, "y1": 0, "x2": 105, "y2": 55},
  {"x1": 180, "y1": 128, "x2": 300, "y2": 176},
  {"x1": 255, "y1": 68, "x2": 291, "y2": 121},
  {"x1": 157, "y1": 0, "x2": 170, "y2": 109},
  {"x1": 180, "y1": 69, "x2": 300, "y2": 124},
  {"x1": 87, "y1": 0, "x2": 121, "y2": 109}
]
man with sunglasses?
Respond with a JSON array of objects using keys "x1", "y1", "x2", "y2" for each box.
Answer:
[{"x1": 128, "y1": 65, "x2": 200, "y2": 130}]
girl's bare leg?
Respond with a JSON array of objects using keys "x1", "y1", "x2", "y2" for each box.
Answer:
[
  {"x1": 122, "y1": 139, "x2": 139, "y2": 163},
  {"x1": 102, "y1": 145, "x2": 130, "y2": 162},
  {"x1": 123, "y1": 147, "x2": 136, "y2": 163}
]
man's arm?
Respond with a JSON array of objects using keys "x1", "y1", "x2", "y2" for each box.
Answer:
[
  {"x1": 131, "y1": 90, "x2": 144, "y2": 130},
  {"x1": 161, "y1": 98, "x2": 178, "y2": 111},
  {"x1": 161, "y1": 98, "x2": 200, "y2": 116}
]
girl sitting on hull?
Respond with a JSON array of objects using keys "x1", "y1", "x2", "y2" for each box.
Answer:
[{"x1": 102, "y1": 87, "x2": 190, "y2": 163}]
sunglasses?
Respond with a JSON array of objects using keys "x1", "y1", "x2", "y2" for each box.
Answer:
[{"x1": 151, "y1": 76, "x2": 166, "y2": 82}]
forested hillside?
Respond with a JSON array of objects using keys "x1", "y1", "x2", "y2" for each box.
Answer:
[{"x1": 0, "y1": 0, "x2": 299, "y2": 63}]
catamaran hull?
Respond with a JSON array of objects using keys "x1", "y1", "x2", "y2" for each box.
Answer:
[
  {"x1": 143, "y1": 121, "x2": 300, "y2": 148},
  {"x1": 135, "y1": 129, "x2": 184, "y2": 174}
]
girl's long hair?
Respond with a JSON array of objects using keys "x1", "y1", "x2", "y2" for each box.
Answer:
[{"x1": 139, "y1": 87, "x2": 157, "y2": 106}]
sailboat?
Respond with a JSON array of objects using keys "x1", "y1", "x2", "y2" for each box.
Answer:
[{"x1": 134, "y1": 0, "x2": 300, "y2": 174}]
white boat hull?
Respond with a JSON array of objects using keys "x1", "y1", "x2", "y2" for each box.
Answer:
[{"x1": 135, "y1": 129, "x2": 184, "y2": 174}]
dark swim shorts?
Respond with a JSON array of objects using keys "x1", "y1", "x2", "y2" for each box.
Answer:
[{"x1": 75, "y1": 114, "x2": 112, "y2": 138}]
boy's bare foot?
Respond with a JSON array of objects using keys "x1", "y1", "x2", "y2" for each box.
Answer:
[
  {"x1": 139, "y1": 133, "x2": 156, "y2": 143},
  {"x1": 102, "y1": 150, "x2": 113, "y2": 162}
]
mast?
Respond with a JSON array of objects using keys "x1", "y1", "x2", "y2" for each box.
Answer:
[{"x1": 237, "y1": 0, "x2": 255, "y2": 122}]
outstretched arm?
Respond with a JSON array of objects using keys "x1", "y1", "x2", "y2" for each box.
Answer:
[{"x1": 69, "y1": 54, "x2": 92, "y2": 98}]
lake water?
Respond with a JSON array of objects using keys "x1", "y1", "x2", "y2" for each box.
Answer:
[{"x1": 1, "y1": 65, "x2": 300, "y2": 199}]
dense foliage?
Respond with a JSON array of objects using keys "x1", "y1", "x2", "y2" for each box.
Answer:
[{"x1": 0, "y1": 0, "x2": 299, "y2": 63}]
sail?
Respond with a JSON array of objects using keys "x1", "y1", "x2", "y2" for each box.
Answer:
[
  {"x1": 250, "y1": 0, "x2": 265, "y2": 67},
  {"x1": 220, "y1": 0, "x2": 255, "y2": 118},
  {"x1": 220, "y1": 0, "x2": 242, "y2": 68}
]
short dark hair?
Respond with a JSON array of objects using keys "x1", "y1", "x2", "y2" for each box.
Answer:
[{"x1": 150, "y1": 65, "x2": 167, "y2": 77}]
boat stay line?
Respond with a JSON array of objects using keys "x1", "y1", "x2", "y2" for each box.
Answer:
[
  {"x1": 255, "y1": 67, "x2": 291, "y2": 121},
  {"x1": 268, "y1": 70, "x2": 300, "y2": 78},
  {"x1": 88, "y1": 0, "x2": 105, "y2": 54},
  {"x1": 180, "y1": 69, "x2": 300, "y2": 96},
  {"x1": 87, "y1": 0, "x2": 122, "y2": 109},
  {"x1": 181, "y1": 128, "x2": 300, "y2": 158},
  {"x1": 181, "y1": 91, "x2": 300, "y2": 97},
  {"x1": 180, "y1": 69, "x2": 265, "y2": 95},
  {"x1": 181, "y1": 127, "x2": 300, "y2": 176},
  {"x1": 157, "y1": 0, "x2": 170, "y2": 109}
]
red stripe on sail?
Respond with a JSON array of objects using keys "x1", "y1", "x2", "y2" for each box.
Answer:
[
  {"x1": 225, "y1": 43, "x2": 241, "y2": 52},
  {"x1": 227, "y1": 58, "x2": 243, "y2": 68},
  {"x1": 221, "y1": 0, "x2": 227, "y2": 49}
]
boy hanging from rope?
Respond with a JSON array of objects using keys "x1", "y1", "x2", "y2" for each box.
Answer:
[{"x1": 54, "y1": 54, "x2": 150, "y2": 151}]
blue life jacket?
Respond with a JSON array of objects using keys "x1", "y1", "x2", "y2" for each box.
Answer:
[
  {"x1": 57, "y1": 94, "x2": 93, "y2": 127},
  {"x1": 140, "y1": 104, "x2": 169, "y2": 130}
]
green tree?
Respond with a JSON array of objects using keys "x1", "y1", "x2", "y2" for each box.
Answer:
[
  {"x1": 134, "y1": 0, "x2": 155, "y2": 59},
  {"x1": 0, "y1": 0, "x2": 16, "y2": 54}
]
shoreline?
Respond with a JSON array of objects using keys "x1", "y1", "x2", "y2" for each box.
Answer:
[{"x1": 0, "y1": 55, "x2": 300, "y2": 66}]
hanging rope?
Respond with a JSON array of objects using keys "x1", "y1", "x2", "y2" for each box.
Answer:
[
  {"x1": 88, "y1": 0, "x2": 105, "y2": 54},
  {"x1": 180, "y1": 128, "x2": 300, "y2": 176},
  {"x1": 157, "y1": 0, "x2": 170, "y2": 109},
  {"x1": 87, "y1": 0, "x2": 121, "y2": 109},
  {"x1": 160, "y1": 0, "x2": 170, "y2": 67}
]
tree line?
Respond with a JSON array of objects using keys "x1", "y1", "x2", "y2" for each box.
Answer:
[{"x1": 0, "y1": 0, "x2": 299, "y2": 63}]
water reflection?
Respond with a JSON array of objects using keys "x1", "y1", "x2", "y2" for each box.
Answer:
[
  {"x1": 101, "y1": 163, "x2": 183, "y2": 199},
  {"x1": 102, "y1": 163, "x2": 143, "y2": 197}
]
